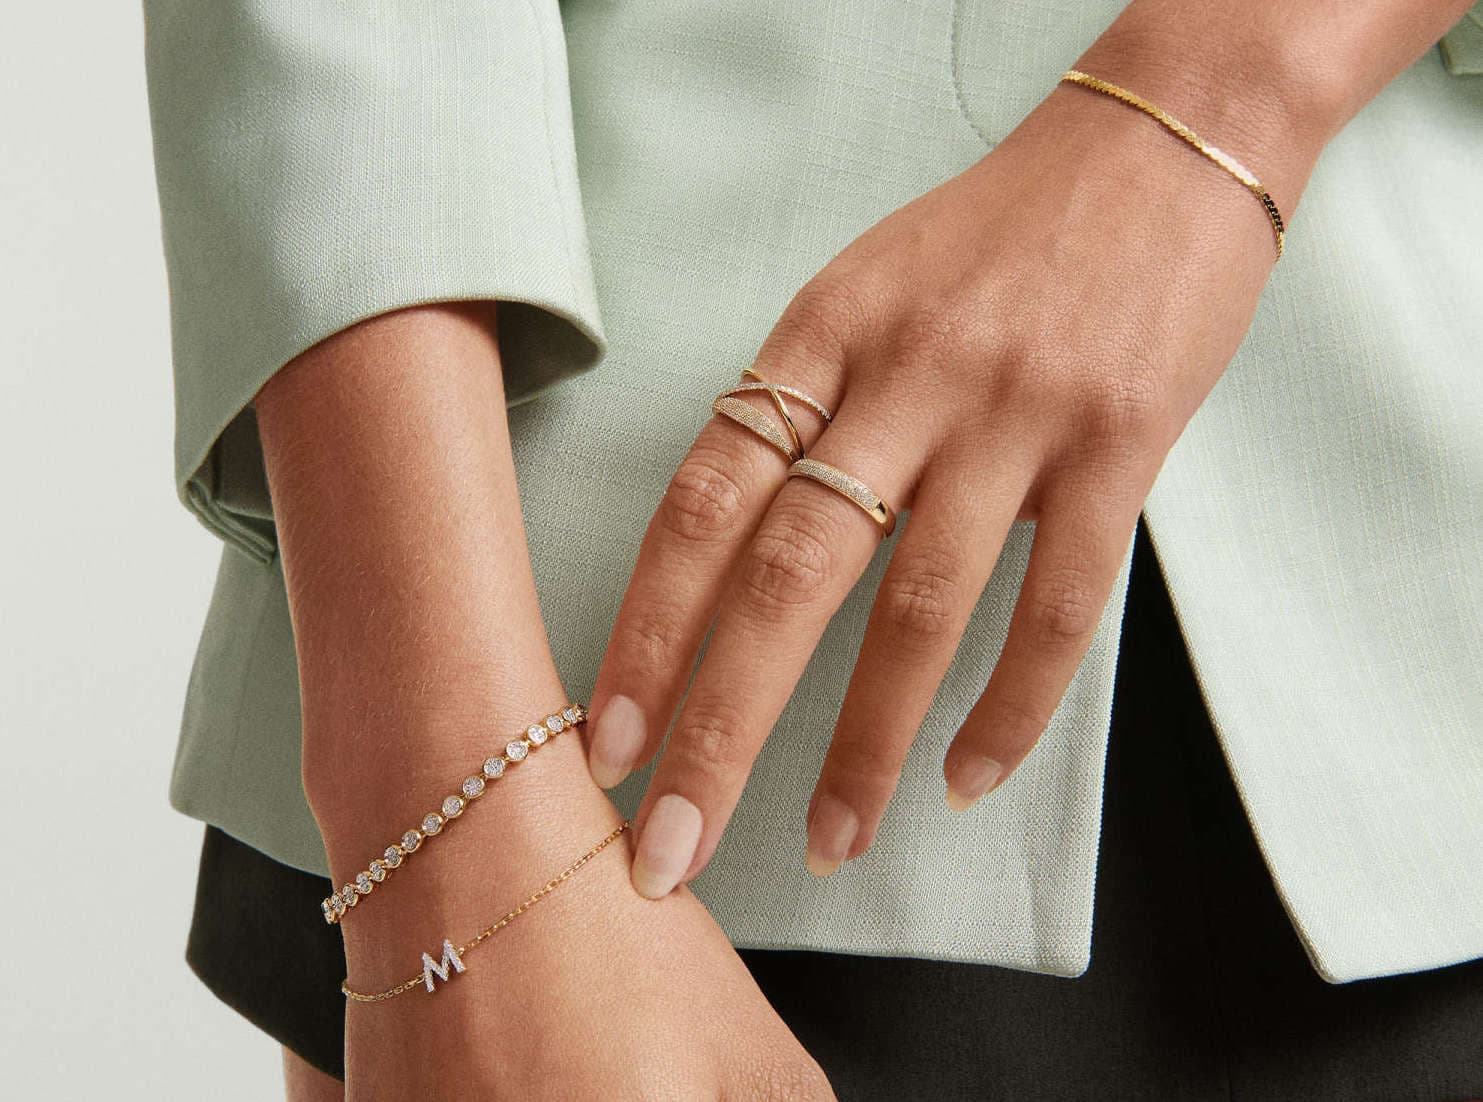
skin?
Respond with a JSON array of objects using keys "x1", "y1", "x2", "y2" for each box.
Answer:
[
  {"x1": 257, "y1": 304, "x2": 832, "y2": 1101},
  {"x1": 584, "y1": 0, "x2": 1479, "y2": 895},
  {"x1": 252, "y1": 2, "x2": 1474, "y2": 1095}
]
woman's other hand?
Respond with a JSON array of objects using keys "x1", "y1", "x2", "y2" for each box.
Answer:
[{"x1": 585, "y1": 11, "x2": 1354, "y2": 896}]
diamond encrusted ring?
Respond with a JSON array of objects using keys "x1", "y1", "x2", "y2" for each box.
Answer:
[
  {"x1": 787, "y1": 457, "x2": 897, "y2": 536},
  {"x1": 320, "y1": 703, "x2": 588, "y2": 925},
  {"x1": 710, "y1": 368, "x2": 833, "y2": 463}
]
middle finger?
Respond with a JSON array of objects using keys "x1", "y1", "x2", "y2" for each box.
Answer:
[{"x1": 629, "y1": 413, "x2": 918, "y2": 897}]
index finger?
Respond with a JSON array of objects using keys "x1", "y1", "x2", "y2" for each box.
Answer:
[{"x1": 629, "y1": 418, "x2": 915, "y2": 898}]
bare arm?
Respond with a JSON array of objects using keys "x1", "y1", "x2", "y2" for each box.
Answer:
[{"x1": 256, "y1": 302, "x2": 831, "y2": 1099}]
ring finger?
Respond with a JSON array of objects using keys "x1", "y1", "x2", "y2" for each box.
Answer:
[
  {"x1": 586, "y1": 352, "x2": 841, "y2": 789},
  {"x1": 629, "y1": 412, "x2": 918, "y2": 897}
]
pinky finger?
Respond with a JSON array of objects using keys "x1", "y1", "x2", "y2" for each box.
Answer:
[{"x1": 943, "y1": 489, "x2": 1140, "y2": 810}]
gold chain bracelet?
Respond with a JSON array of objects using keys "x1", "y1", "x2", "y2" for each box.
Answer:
[
  {"x1": 1060, "y1": 69, "x2": 1286, "y2": 260},
  {"x1": 322, "y1": 703, "x2": 588, "y2": 925},
  {"x1": 341, "y1": 820, "x2": 631, "y2": 1003}
]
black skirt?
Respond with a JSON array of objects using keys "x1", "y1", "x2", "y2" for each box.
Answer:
[{"x1": 185, "y1": 517, "x2": 1483, "y2": 1100}]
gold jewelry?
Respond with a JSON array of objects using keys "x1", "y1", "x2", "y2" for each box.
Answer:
[
  {"x1": 321, "y1": 704, "x2": 588, "y2": 925},
  {"x1": 742, "y1": 367, "x2": 805, "y2": 458},
  {"x1": 712, "y1": 395, "x2": 799, "y2": 460},
  {"x1": 787, "y1": 457, "x2": 897, "y2": 536},
  {"x1": 726, "y1": 380, "x2": 835, "y2": 425},
  {"x1": 710, "y1": 370, "x2": 834, "y2": 462},
  {"x1": 1059, "y1": 69, "x2": 1287, "y2": 260},
  {"x1": 341, "y1": 821, "x2": 631, "y2": 1004}
]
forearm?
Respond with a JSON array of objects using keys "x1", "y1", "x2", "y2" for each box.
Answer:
[
  {"x1": 1071, "y1": 0, "x2": 1475, "y2": 209},
  {"x1": 255, "y1": 301, "x2": 619, "y2": 958}
]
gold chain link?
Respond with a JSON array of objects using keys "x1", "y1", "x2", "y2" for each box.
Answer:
[
  {"x1": 1060, "y1": 69, "x2": 1286, "y2": 260},
  {"x1": 341, "y1": 821, "x2": 631, "y2": 1004}
]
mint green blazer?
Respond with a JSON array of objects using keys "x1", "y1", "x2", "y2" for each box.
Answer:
[{"x1": 144, "y1": 0, "x2": 1483, "y2": 983}]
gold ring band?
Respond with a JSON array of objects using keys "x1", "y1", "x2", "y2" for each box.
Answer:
[
  {"x1": 712, "y1": 395, "x2": 799, "y2": 461},
  {"x1": 788, "y1": 457, "x2": 896, "y2": 536},
  {"x1": 710, "y1": 370, "x2": 834, "y2": 463},
  {"x1": 742, "y1": 367, "x2": 805, "y2": 457},
  {"x1": 725, "y1": 380, "x2": 835, "y2": 424}
]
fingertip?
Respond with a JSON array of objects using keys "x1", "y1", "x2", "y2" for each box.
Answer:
[
  {"x1": 804, "y1": 793, "x2": 859, "y2": 879},
  {"x1": 630, "y1": 793, "x2": 703, "y2": 899},
  {"x1": 944, "y1": 753, "x2": 1003, "y2": 812},
  {"x1": 589, "y1": 694, "x2": 647, "y2": 789}
]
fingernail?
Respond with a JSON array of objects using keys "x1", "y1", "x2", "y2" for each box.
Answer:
[
  {"x1": 805, "y1": 794, "x2": 859, "y2": 878},
  {"x1": 589, "y1": 695, "x2": 646, "y2": 789},
  {"x1": 632, "y1": 794, "x2": 703, "y2": 899},
  {"x1": 945, "y1": 755, "x2": 1003, "y2": 812}
]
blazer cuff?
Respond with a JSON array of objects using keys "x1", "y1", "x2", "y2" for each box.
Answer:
[
  {"x1": 144, "y1": 0, "x2": 607, "y2": 562},
  {"x1": 1441, "y1": 2, "x2": 1483, "y2": 75}
]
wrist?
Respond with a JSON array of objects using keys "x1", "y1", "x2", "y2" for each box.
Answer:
[
  {"x1": 317, "y1": 723, "x2": 628, "y2": 963},
  {"x1": 1072, "y1": 2, "x2": 1345, "y2": 212}
]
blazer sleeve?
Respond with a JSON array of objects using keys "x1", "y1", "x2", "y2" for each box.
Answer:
[
  {"x1": 1441, "y1": 2, "x2": 1483, "y2": 75},
  {"x1": 142, "y1": 0, "x2": 608, "y2": 562}
]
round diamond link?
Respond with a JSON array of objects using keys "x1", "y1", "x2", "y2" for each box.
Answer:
[{"x1": 322, "y1": 704, "x2": 590, "y2": 923}]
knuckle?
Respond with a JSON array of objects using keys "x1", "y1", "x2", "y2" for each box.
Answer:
[
  {"x1": 894, "y1": 303, "x2": 966, "y2": 366},
  {"x1": 1027, "y1": 567, "x2": 1102, "y2": 651},
  {"x1": 659, "y1": 452, "x2": 747, "y2": 545},
  {"x1": 739, "y1": 509, "x2": 835, "y2": 614},
  {"x1": 1076, "y1": 368, "x2": 1162, "y2": 450},
  {"x1": 791, "y1": 270, "x2": 873, "y2": 340},
  {"x1": 989, "y1": 693, "x2": 1053, "y2": 751},
  {"x1": 610, "y1": 607, "x2": 683, "y2": 671},
  {"x1": 673, "y1": 699, "x2": 754, "y2": 775},
  {"x1": 725, "y1": 1052, "x2": 835, "y2": 1102},
  {"x1": 826, "y1": 736, "x2": 904, "y2": 795},
  {"x1": 766, "y1": 275, "x2": 861, "y2": 368},
  {"x1": 876, "y1": 551, "x2": 966, "y2": 650}
]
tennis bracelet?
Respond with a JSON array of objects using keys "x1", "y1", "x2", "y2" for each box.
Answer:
[{"x1": 322, "y1": 703, "x2": 588, "y2": 924}]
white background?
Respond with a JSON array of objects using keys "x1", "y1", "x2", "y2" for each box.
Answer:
[{"x1": 1, "y1": 7, "x2": 282, "y2": 1098}]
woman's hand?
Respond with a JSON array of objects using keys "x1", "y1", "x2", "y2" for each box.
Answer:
[
  {"x1": 257, "y1": 303, "x2": 832, "y2": 1101},
  {"x1": 333, "y1": 736, "x2": 832, "y2": 1102},
  {"x1": 586, "y1": 38, "x2": 1335, "y2": 896}
]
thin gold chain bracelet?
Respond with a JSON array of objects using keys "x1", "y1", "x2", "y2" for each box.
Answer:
[
  {"x1": 321, "y1": 703, "x2": 588, "y2": 925},
  {"x1": 1060, "y1": 69, "x2": 1287, "y2": 259},
  {"x1": 341, "y1": 820, "x2": 631, "y2": 1003}
]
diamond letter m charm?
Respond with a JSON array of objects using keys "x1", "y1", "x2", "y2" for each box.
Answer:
[{"x1": 421, "y1": 939, "x2": 466, "y2": 993}]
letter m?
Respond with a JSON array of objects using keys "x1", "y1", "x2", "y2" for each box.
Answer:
[{"x1": 420, "y1": 939, "x2": 466, "y2": 993}]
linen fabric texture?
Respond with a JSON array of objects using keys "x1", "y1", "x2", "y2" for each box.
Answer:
[{"x1": 143, "y1": 0, "x2": 1483, "y2": 984}]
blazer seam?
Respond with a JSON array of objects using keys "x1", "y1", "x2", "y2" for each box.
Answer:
[{"x1": 948, "y1": 0, "x2": 996, "y2": 150}]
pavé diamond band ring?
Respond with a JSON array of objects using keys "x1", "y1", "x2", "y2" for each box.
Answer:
[
  {"x1": 711, "y1": 368, "x2": 833, "y2": 463},
  {"x1": 788, "y1": 457, "x2": 897, "y2": 537}
]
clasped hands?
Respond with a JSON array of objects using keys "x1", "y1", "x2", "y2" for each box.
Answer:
[{"x1": 583, "y1": 79, "x2": 1290, "y2": 898}]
